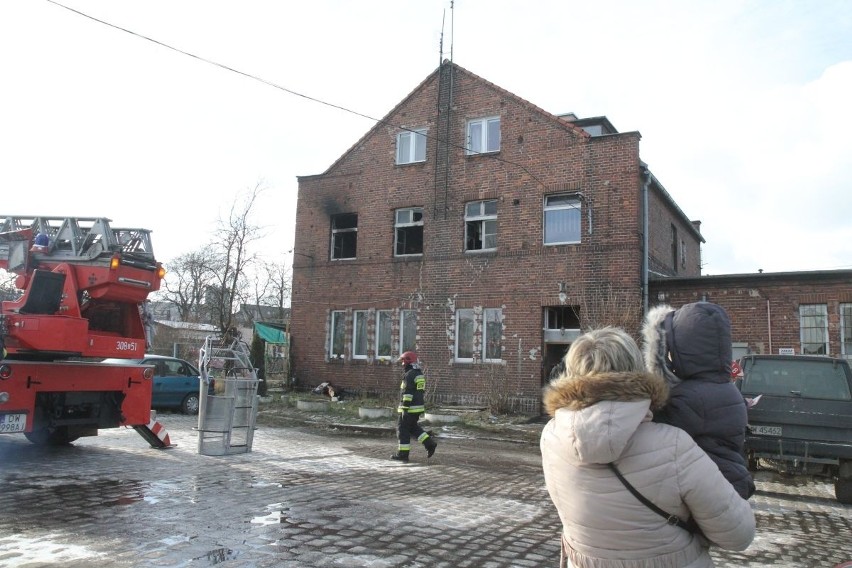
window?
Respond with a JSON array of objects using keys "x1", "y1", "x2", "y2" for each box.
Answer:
[
  {"x1": 465, "y1": 200, "x2": 497, "y2": 251},
  {"x1": 331, "y1": 213, "x2": 357, "y2": 260},
  {"x1": 455, "y1": 308, "x2": 475, "y2": 361},
  {"x1": 483, "y1": 308, "x2": 503, "y2": 362},
  {"x1": 400, "y1": 309, "x2": 417, "y2": 353},
  {"x1": 680, "y1": 240, "x2": 686, "y2": 268},
  {"x1": 670, "y1": 224, "x2": 678, "y2": 273},
  {"x1": 396, "y1": 128, "x2": 427, "y2": 164},
  {"x1": 395, "y1": 208, "x2": 424, "y2": 256},
  {"x1": 376, "y1": 310, "x2": 393, "y2": 359},
  {"x1": 330, "y1": 310, "x2": 345, "y2": 359},
  {"x1": 841, "y1": 304, "x2": 852, "y2": 359},
  {"x1": 466, "y1": 117, "x2": 500, "y2": 155},
  {"x1": 352, "y1": 310, "x2": 367, "y2": 359},
  {"x1": 454, "y1": 307, "x2": 502, "y2": 362},
  {"x1": 800, "y1": 304, "x2": 828, "y2": 355},
  {"x1": 543, "y1": 194, "x2": 581, "y2": 245}
]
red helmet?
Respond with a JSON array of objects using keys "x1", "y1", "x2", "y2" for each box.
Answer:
[{"x1": 398, "y1": 351, "x2": 418, "y2": 365}]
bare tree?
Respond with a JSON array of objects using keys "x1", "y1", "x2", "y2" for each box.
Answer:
[
  {"x1": 160, "y1": 246, "x2": 218, "y2": 322},
  {"x1": 209, "y1": 184, "x2": 265, "y2": 333},
  {"x1": 0, "y1": 270, "x2": 20, "y2": 301},
  {"x1": 261, "y1": 261, "x2": 291, "y2": 322},
  {"x1": 573, "y1": 282, "x2": 644, "y2": 333}
]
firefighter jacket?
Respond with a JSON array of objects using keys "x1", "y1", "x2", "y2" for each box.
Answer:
[{"x1": 398, "y1": 365, "x2": 426, "y2": 414}]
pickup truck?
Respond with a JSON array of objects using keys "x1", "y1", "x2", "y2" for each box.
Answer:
[{"x1": 737, "y1": 354, "x2": 852, "y2": 504}]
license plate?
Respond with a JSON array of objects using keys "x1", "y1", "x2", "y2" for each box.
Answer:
[
  {"x1": 0, "y1": 413, "x2": 27, "y2": 433},
  {"x1": 751, "y1": 425, "x2": 782, "y2": 436}
]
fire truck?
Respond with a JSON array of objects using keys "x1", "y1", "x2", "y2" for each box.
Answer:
[{"x1": 0, "y1": 216, "x2": 171, "y2": 447}]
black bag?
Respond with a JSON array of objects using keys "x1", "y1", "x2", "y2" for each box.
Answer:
[{"x1": 608, "y1": 463, "x2": 705, "y2": 538}]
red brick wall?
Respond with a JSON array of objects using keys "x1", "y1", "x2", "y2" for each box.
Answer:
[
  {"x1": 290, "y1": 65, "x2": 699, "y2": 411},
  {"x1": 650, "y1": 272, "x2": 852, "y2": 357}
]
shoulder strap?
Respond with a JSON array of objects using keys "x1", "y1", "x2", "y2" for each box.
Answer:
[{"x1": 607, "y1": 463, "x2": 694, "y2": 532}]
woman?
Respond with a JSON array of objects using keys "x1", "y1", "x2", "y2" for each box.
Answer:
[{"x1": 540, "y1": 327, "x2": 755, "y2": 567}]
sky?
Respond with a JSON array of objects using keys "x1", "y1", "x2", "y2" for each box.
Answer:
[{"x1": 1, "y1": 0, "x2": 851, "y2": 277}]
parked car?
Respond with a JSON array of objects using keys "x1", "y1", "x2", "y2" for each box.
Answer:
[
  {"x1": 737, "y1": 354, "x2": 852, "y2": 504},
  {"x1": 102, "y1": 354, "x2": 202, "y2": 415}
]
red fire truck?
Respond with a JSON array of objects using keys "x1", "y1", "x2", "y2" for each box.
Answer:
[{"x1": 0, "y1": 216, "x2": 170, "y2": 447}]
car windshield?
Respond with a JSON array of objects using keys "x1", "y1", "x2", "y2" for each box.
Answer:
[{"x1": 741, "y1": 359, "x2": 852, "y2": 400}]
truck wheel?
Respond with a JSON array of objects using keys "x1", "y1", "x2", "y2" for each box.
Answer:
[
  {"x1": 182, "y1": 393, "x2": 200, "y2": 415},
  {"x1": 25, "y1": 426, "x2": 80, "y2": 445},
  {"x1": 835, "y1": 478, "x2": 852, "y2": 505}
]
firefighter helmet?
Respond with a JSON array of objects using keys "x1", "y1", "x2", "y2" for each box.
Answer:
[{"x1": 398, "y1": 351, "x2": 418, "y2": 365}]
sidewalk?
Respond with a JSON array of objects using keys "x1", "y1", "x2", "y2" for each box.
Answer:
[{"x1": 255, "y1": 398, "x2": 547, "y2": 445}]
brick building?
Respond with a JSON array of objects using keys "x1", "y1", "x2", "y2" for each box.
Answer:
[
  {"x1": 650, "y1": 270, "x2": 852, "y2": 360},
  {"x1": 289, "y1": 61, "x2": 704, "y2": 412}
]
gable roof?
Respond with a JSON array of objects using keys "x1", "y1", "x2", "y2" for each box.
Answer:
[{"x1": 298, "y1": 61, "x2": 593, "y2": 180}]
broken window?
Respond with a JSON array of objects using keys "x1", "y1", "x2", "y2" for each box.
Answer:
[
  {"x1": 545, "y1": 306, "x2": 581, "y2": 330},
  {"x1": 331, "y1": 213, "x2": 357, "y2": 260},
  {"x1": 465, "y1": 200, "x2": 497, "y2": 251},
  {"x1": 395, "y1": 207, "x2": 424, "y2": 256}
]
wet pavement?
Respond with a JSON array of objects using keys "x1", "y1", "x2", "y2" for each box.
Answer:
[{"x1": 0, "y1": 409, "x2": 850, "y2": 567}]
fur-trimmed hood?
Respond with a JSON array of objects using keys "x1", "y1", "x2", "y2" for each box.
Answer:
[
  {"x1": 642, "y1": 302, "x2": 733, "y2": 385},
  {"x1": 642, "y1": 304, "x2": 681, "y2": 389},
  {"x1": 543, "y1": 370, "x2": 669, "y2": 416}
]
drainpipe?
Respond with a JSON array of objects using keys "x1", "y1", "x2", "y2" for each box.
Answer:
[
  {"x1": 641, "y1": 167, "x2": 651, "y2": 313},
  {"x1": 766, "y1": 299, "x2": 772, "y2": 354}
]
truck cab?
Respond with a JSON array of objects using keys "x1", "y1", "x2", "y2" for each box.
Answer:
[{"x1": 738, "y1": 354, "x2": 852, "y2": 504}]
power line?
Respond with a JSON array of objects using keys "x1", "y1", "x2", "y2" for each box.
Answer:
[{"x1": 46, "y1": 0, "x2": 552, "y2": 189}]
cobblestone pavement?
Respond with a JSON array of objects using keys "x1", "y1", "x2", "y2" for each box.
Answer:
[{"x1": 0, "y1": 411, "x2": 850, "y2": 568}]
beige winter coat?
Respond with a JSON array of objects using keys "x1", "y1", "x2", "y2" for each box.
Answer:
[{"x1": 540, "y1": 371, "x2": 755, "y2": 568}]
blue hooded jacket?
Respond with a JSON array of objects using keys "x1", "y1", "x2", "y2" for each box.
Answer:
[{"x1": 642, "y1": 301, "x2": 755, "y2": 499}]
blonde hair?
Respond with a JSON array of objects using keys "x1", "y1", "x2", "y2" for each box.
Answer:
[{"x1": 563, "y1": 327, "x2": 644, "y2": 378}]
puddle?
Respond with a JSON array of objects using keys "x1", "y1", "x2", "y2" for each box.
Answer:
[{"x1": 193, "y1": 547, "x2": 240, "y2": 565}]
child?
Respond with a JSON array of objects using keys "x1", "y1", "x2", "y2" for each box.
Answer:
[{"x1": 642, "y1": 302, "x2": 755, "y2": 499}]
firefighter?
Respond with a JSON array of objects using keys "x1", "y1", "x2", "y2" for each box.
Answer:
[{"x1": 391, "y1": 351, "x2": 437, "y2": 462}]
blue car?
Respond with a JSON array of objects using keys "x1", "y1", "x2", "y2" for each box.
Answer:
[{"x1": 103, "y1": 355, "x2": 202, "y2": 414}]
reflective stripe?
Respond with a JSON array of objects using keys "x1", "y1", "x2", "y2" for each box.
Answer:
[
  {"x1": 398, "y1": 444, "x2": 411, "y2": 451},
  {"x1": 417, "y1": 432, "x2": 430, "y2": 442},
  {"x1": 402, "y1": 394, "x2": 413, "y2": 402},
  {"x1": 415, "y1": 377, "x2": 426, "y2": 390},
  {"x1": 407, "y1": 405, "x2": 425, "y2": 413}
]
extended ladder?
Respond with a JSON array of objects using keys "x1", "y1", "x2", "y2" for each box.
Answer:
[{"x1": 0, "y1": 215, "x2": 155, "y2": 265}]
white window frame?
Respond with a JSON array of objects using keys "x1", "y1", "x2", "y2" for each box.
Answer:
[
  {"x1": 329, "y1": 310, "x2": 346, "y2": 359},
  {"x1": 800, "y1": 304, "x2": 828, "y2": 355},
  {"x1": 841, "y1": 304, "x2": 852, "y2": 359},
  {"x1": 543, "y1": 194, "x2": 581, "y2": 245},
  {"x1": 483, "y1": 308, "x2": 503, "y2": 363},
  {"x1": 465, "y1": 199, "x2": 497, "y2": 252},
  {"x1": 396, "y1": 128, "x2": 427, "y2": 165},
  {"x1": 376, "y1": 310, "x2": 393, "y2": 360},
  {"x1": 455, "y1": 308, "x2": 475, "y2": 362},
  {"x1": 394, "y1": 207, "x2": 424, "y2": 257},
  {"x1": 466, "y1": 117, "x2": 500, "y2": 155},
  {"x1": 351, "y1": 310, "x2": 368, "y2": 359},
  {"x1": 400, "y1": 309, "x2": 417, "y2": 354}
]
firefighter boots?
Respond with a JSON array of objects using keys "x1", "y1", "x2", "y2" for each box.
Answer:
[
  {"x1": 424, "y1": 434, "x2": 437, "y2": 458},
  {"x1": 390, "y1": 451, "x2": 410, "y2": 462}
]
